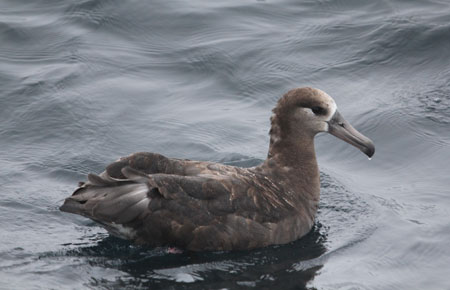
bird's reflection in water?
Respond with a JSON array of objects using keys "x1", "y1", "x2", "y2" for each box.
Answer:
[{"x1": 66, "y1": 222, "x2": 327, "y2": 289}]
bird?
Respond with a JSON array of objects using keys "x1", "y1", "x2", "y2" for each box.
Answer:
[{"x1": 60, "y1": 87, "x2": 375, "y2": 251}]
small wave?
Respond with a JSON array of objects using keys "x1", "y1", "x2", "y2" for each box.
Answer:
[{"x1": 318, "y1": 171, "x2": 378, "y2": 251}]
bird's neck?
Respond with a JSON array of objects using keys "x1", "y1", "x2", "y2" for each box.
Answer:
[
  {"x1": 262, "y1": 131, "x2": 321, "y2": 202},
  {"x1": 266, "y1": 130, "x2": 318, "y2": 171},
  {"x1": 264, "y1": 112, "x2": 318, "y2": 173}
]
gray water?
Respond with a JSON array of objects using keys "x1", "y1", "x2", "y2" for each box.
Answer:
[{"x1": 1, "y1": 0, "x2": 450, "y2": 289}]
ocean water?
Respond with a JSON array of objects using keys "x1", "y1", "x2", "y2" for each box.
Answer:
[{"x1": 1, "y1": 0, "x2": 450, "y2": 289}]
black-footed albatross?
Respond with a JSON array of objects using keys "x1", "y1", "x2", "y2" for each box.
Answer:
[{"x1": 60, "y1": 87, "x2": 375, "y2": 251}]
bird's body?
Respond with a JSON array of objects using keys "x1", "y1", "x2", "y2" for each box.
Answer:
[{"x1": 61, "y1": 87, "x2": 374, "y2": 251}]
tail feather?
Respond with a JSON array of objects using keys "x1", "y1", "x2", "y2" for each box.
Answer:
[
  {"x1": 60, "y1": 177, "x2": 151, "y2": 225},
  {"x1": 93, "y1": 184, "x2": 149, "y2": 222}
]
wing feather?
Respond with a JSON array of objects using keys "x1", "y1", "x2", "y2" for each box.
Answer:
[{"x1": 61, "y1": 154, "x2": 287, "y2": 250}]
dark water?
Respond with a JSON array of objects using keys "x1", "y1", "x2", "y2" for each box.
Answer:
[{"x1": 1, "y1": 0, "x2": 449, "y2": 289}]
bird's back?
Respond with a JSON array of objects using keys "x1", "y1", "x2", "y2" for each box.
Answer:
[{"x1": 60, "y1": 152, "x2": 314, "y2": 250}]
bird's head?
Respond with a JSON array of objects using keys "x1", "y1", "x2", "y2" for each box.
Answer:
[{"x1": 271, "y1": 87, "x2": 375, "y2": 157}]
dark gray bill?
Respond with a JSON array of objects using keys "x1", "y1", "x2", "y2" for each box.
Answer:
[{"x1": 328, "y1": 110, "x2": 375, "y2": 157}]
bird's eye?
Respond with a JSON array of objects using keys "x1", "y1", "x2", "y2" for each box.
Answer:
[{"x1": 311, "y1": 106, "x2": 326, "y2": 115}]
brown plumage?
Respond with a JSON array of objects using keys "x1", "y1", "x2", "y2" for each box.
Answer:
[{"x1": 60, "y1": 87, "x2": 375, "y2": 251}]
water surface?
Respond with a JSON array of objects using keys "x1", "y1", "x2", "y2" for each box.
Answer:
[{"x1": 1, "y1": 0, "x2": 450, "y2": 289}]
